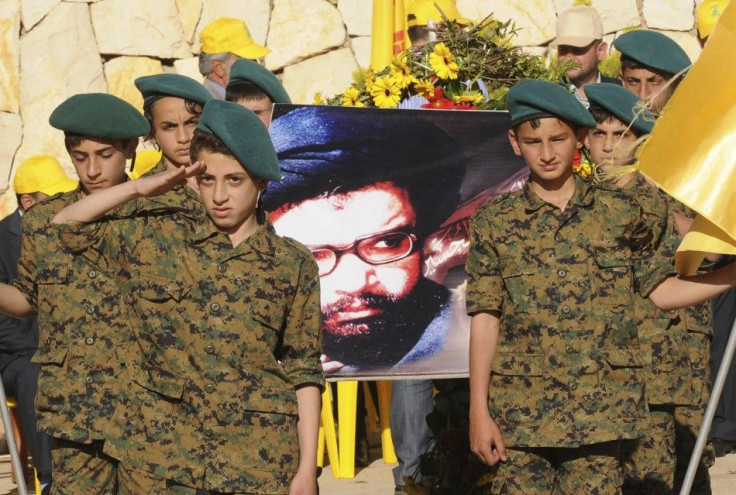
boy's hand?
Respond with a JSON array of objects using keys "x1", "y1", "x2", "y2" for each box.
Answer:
[
  {"x1": 470, "y1": 409, "x2": 507, "y2": 466},
  {"x1": 288, "y1": 466, "x2": 318, "y2": 495},
  {"x1": 133, "y1": 161, "x2": 206, "y2": 198}
]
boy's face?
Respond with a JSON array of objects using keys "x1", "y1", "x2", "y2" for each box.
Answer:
[
  {"x1": 69, "y1": 137, "x2": 134, "y2": 194},
  {"x1": 508, "y1": 118, "x2": 585, "y2": 186},
  {"x1": 196, "y1": 149, "x2": 266, "y2": 238},
  {"x1": 235, "y1": 96, "x2": 274, "y2": 128},
  {"x1": 621, "y1": 66, "x2": 675, "y2": 114},
  {"x1": 151, "y1": 96, "x2": 200, "y2": 168},
  {"x1": 585, "y1": 117, "x2": 638, "y2": 172}
]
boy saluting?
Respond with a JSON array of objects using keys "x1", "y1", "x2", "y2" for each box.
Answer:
[
  {"x1": 466, "y1": 79, "x2": 736, "y2": 493},
  {"x1": 53, "y1": 100, "x2": 323, "y2": 494}
]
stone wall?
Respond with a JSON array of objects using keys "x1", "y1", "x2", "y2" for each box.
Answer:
[{"x1": 0, "y1": 0, "x2": 707, "y2": 217}]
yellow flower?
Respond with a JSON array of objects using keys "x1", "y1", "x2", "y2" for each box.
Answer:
[
  {"x1": 390, "y1": 54, "x2": 415, "y2": 89},
  {"x1": 364, "y1": 69, "x2": 375, "y2": 93},
  {"x1": 370, "y1": 75, "x2": 402, "y2": 108},
  {"x1": 414, "y1": 79, "x2": 436, "y2": 98},
  {"x1": 452, "y1": 92, "x2": 484, "y2": 105},
  {"x1": 573, "y1": 159, "x2": 592, "y2": 178},
  {"x1": 429, "y1": 42, "x2": 459, "y2": 80},
  {"x1": 313, "y1": 92, "x2": 324, "y2": 105},
  {"x1": 341, "y1": 87, "x2": 365, "y2": 107}
]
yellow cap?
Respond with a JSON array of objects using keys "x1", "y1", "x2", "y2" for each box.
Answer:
[
  {"x1": 13, "y1": 155, "x2": 78, "y2": 196},
  {"x1": 697, "y1": 0, "x2": 729, "y2": 39},
  {"x1": 407, "y1": 0, "x2": 467, "y2": 27},
  {"x1": 199, "y1": 18, "x2": 270, "y2": 59},
  {"x1": 128, "y1": 149, "x2": 163, "y2": 180}
]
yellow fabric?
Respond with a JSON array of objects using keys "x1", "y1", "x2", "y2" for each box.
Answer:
[
  {"x1": 676, "y1": 216, "x2": 736, "y2": 275},
  {"x1": 128, "y1": 150, "x2": 162, "y2": 180},
  {"x1": 371, "y1": 0, "x2": 394, "y2": 70},
  {"x1": 636, "y1": 1, "x2": 736, "y2": 274},
  {"x1": 697, "y1": 0, "x2": 729, "y2": 39},
  {"x1": 371, "y1": 0, "x2": 409, "y2": 70}
]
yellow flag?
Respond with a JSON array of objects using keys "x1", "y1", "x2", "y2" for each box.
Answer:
[
  {"x1": 371, "y1": 0, "x2": 409, "y2": 70},
  {"x1": 636, "y1": 2, "x2": 736, "y2": 274}
]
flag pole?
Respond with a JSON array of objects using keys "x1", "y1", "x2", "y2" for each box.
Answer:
[{"x1": 679, "y1": 317, "x2": 736, "y2": 494}]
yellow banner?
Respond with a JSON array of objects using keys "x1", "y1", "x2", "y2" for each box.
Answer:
[
  {"x1": 371, "y1": 0, "x2": 409, "y2": 70},
  {"x1": 636, "y1": 2, "x2": 736, "y2": 274}
]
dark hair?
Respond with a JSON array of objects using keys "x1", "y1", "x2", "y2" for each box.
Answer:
[
  {"x1": 512, "y1": 117, "x2": 581, "y2": 136},
  {"x1": 588, "y1": 104, "x2": 644, "y2": 138},
  {"x1": 408, "y1": 25, "x2": 430, "y2": 45},
  {"x1": 189, "y1": 128, "x2": 235, "y2": 162},
  {"x1": 225, "y1": 81, "x2": 271, "y2": 103},
  {"x1": 143, "y1": 98, "x2": 204, "y2": 142},
  {"x1": 63, "y1": 133, "x2": 136, "y2": 153}
]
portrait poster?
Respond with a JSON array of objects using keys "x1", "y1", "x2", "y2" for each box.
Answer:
[{"x1": 264, "y1": 104, "x2": 527, "y2": 380}]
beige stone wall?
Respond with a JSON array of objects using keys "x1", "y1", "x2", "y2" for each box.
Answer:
[{"x1": 0, "y1": 0, "x2": 707, "y2": 217}]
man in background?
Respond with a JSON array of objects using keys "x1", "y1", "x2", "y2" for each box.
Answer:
[
  {"x1": 198, "y1": 17, "x2": 270, "y2": 99},
  {"x1": 550, "y1": 5, "x2": 620, "y2": 107}
]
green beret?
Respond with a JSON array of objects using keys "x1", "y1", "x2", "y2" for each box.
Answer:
[
  {"x1": 196, "y1": 100, "x2": 281, "y2": 181},
  {"x1": 613, "y1": 30, "x2": 691, "y2": 75},
  {"x1": 50, "y1": 93, "x2": 150, "y2": 140},
  {"x1": 585, "y1": 83, "x2": 656, "y2": 136},
  {"x1": 135, "y1": 73, "x2": 212, "y2": 107},
  {"x1": 227, "y1": 59, "x2": 291, "y2": 104},
  {"x1": 506, "y1": 80, "x2": 596, "y2": 128}
]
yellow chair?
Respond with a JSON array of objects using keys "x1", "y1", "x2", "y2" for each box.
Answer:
[{"x1": 318, "y1": 380, "x2": 397, "y2": 478}]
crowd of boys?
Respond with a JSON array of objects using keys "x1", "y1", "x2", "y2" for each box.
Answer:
[{"x1": 0, "y1": 1, "x2": 734, "y2": 494}]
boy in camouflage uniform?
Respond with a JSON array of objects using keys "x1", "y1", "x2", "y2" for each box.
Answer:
[
  {"x1": 585, "y1": 83, "x2": 715, "y2": 494},
  {"x1": 53, "y1": 100, "x2": 323, "y2": 494},
  {"x1": 0, "y1": 93, "x2": 151, "y2": 494},
  {"x1": 465, "y1": 80, "x2": 736, "y2": 494}
]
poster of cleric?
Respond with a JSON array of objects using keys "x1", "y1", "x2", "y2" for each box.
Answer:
[{"x1": 263, "y1": 105, "x2": 526, "y2": 379}]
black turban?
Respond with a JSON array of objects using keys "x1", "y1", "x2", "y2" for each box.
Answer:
[{"x1": 263, "y1": 105, "x2": 467, "y2": 237}]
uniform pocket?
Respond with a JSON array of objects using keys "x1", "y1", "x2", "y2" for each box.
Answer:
[
  {"x1": 591, "y1": 251, "x2": 633, "y2": 306},
  {"x1": 500, "y1": 259, "x2": 539, "y2": 313},
  {"x1": 133, "y1": 361, "x2": 188, "y2": 400},
  {"x1": 489, "y1": 353, "x2": 544, "y2": 426}
]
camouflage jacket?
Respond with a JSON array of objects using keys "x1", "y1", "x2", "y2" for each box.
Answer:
[
  {"x1": 59, "y1": 189, "x2": 324, "y2": 493},
  {"x1": 624, "y1": 173, "x2": 712, "y2": 406},
  {"x1": 12, "y1": 186, "x2": 129, "y2": 442},
  {"x1": 465, "y1": 174, "x2": 676, "y2": 448}
]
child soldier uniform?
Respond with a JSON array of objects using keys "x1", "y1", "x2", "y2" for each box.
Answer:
[
  {"x1": 466, "y1": 80, "x2": 678, "y2": 494},
  {"x1": 585, "y1": 83, "x2": 681, "y2": 493},
  {"x1": 54, "y1": 100, "x2": 323, "y2": 494},
  {"x1": 585, "y1": 83, "x2": 715, "y2": 494},
  {"x1": 9, "y1": 94, "x2": 150, "y2": 493}
]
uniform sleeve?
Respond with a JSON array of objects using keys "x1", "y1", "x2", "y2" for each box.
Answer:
[
  {"x1": 11, "y1": 210, "x2": 43, "y2": 309},
  {"x1": 465, "y1": 210, "x2": 505, "y2": 315},
  {"x1": 280, "y1": 254, "x2": 325, "y2": 391},
  {"x1": 630, "y1": 191, "x2": 678, "y2": 298}
]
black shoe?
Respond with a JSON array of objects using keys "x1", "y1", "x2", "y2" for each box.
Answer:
[
  {"x1": 712, "y1": 437, "x2": 736, "y2": 457},
  {"x1": 395, "y1": 485, "x2": 407, "y2": 495},
  {"x1": 41, "y1": 482, "x2": 52, "y2": 495}
]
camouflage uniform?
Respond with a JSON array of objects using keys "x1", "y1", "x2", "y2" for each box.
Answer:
[
  {"x1": 12, "y1": 185, "x2": 130, "y2": 494},
  {"x1": 619, "y1": 173, "x2": 685, "y2": 494},
  {"x1": 466, "y1": 175, "x2": 675, "y2": 494},
  {"x1": 58, "y1": 187, "x2": 324, "y2": 494},
  {"x1": 666, "y1": 199, "x2": 714, "y2": 495}
]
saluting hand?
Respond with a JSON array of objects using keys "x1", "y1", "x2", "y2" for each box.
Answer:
[{"x1": 133, "y1": 161, "x2": 206, "y2": 198}]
